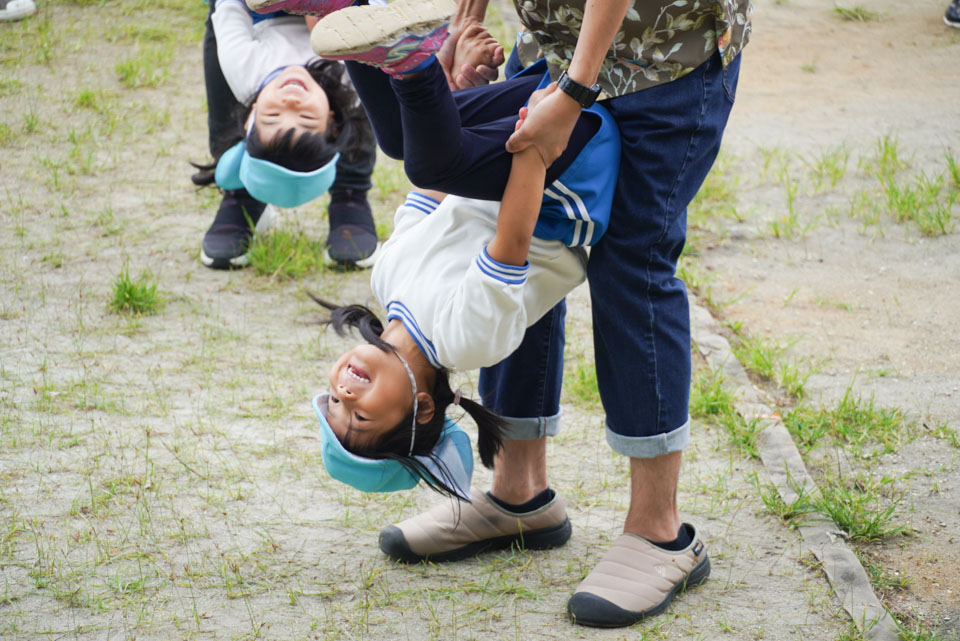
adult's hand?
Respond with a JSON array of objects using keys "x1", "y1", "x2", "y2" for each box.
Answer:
[{"x1": 506, "y1": 82, "x2": 581, "y2": 167}]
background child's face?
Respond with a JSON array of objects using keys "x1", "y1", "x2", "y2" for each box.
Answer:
[
  {"x1": 250, "y1": 66, "x2": 332, "y2": 142},
  {"x1": 326, "y1": 345, "x2": 414, "y2": 449}
]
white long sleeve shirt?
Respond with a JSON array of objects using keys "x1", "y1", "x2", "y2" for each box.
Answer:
[
  {"x1": 370, "y1": 193, "x2": 586, "y2": 371},
  {"x1": 211, "y1": 0, "x2": 314, "y2": 104}
]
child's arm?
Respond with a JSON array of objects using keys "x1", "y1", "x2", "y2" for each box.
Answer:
[{"x1": 485, "y1": 147, "x2": 547, "y2": 267}]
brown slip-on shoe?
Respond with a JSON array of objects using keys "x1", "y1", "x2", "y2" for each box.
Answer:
[
  {"x1": 567, "y1": 524, "x2": 710, "y2": 628},
  {"x1": 379, "y1": 489, "x2": 571, "y2": 563}
]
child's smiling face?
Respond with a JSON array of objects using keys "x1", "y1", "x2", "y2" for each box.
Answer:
[
  {"x1": 250, "y1": 66, "x2": 333, "y2": 142},
  {"x1": 326, "y1": 344, "x2": 415, "y2": 449}
]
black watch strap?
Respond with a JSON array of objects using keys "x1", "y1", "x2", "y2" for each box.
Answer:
[{"x1": 557, "y1": 70, "x2": 601, "y2": 108}]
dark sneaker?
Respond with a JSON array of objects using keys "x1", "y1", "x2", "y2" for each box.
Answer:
[
  {"x1": 0, "y1": 0, "x2": 37, "y2": 21},
  {"x1": 200, "y1": 190, "x2": 276, "y2": 270},
  {"x1": 946, "y1": 0, "x2": 960, "y2": 27},
  {"x1": 326, "y1": 190, "x2": 381, "y2": 269}
]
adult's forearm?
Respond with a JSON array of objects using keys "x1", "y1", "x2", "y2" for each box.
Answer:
[{"x1": 566, "y1": 0, "x2": 631, "y2": 86}]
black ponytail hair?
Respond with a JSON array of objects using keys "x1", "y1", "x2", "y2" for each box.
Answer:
[
  {"x1": 311, "y1": 294, "x2": 506, "y2": 499},
  {"x1": 191, "y1": 58, "x2": 374, "y2": 187}
]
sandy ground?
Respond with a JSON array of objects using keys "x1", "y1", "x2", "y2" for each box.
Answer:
[{"x1": 0, "y1": 0, "x2": 957, "y2": 639}]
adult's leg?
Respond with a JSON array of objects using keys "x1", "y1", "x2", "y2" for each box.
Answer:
[
  {"x1": 378, "y1": 301, "x2": 572, "y2": 562},
  {"x1": 568, "y1": 52, "x2": 741, "y2": 626},
  {"x1": 200, "y1": 2, "x2": 268, "y2": 270},
  {"x1": 480, "y1": 300, "x2": 566, "y2": 503},
  {"x1": 203, "y1": 1, "x2": 244, "y2": 159}
]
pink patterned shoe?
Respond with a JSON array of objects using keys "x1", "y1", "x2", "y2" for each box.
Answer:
[
  {"x1": 310, "y1": 0, "x2": 453, "y2": 76},
  {"x1": 245, "y1": 0, "x2": 354, "y2": 17}
]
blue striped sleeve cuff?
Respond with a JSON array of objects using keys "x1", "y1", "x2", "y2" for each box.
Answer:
[
  {"x1": 477, "y1": 247, "x2": 528, "y2": 285},
  {"x1": 404, "y1": 192, "x2": 441, "y2": 215}
]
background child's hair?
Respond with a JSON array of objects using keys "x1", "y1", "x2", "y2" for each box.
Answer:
[
  {"x1": 311, "y1": 295, "x2": 506, "y2": 500},
  {"x1": 192, "y1": 59, "x2": 374, "y2": 187}
]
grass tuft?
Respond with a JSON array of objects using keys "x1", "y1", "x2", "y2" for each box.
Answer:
[
  {"x1": 247, "y1": 228, "x2": 326, "y2": 279},
  {"x1": 833, "y1": 4, "x2": 882, "y2": 21},
  {"x1": 109, "y1": 266, "x2": 163, "y2": 315},
  {"x1": 731, "y1": 331, "x2": 817, "y2": 400},
  {"x1": 815, "y1": 469, "x2": 909, "y2": 541},
  {"x1": 784, "y1": 382, "x2": 909, "y2": 456}
]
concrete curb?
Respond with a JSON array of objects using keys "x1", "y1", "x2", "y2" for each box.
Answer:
[{"x1": 689, "y1": 299, "x2": 901, "y2": 641}]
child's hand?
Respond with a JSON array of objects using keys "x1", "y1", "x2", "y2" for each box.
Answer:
[{"x1": 438, "y1": 20, "x2": 504, "y2": 91}]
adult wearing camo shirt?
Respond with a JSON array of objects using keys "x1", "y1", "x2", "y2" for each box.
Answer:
[{"x1": 379, "y1": 0, "x2": 753, "y2": 627}]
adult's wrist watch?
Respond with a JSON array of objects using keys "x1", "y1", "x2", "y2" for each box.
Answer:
[{"x1": 557, "y1": 70, "x2": 602, "y2": 108}]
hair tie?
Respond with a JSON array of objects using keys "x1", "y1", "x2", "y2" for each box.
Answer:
[{"x1": 453, "y1": 389, "x2": 462, "y2": 406}]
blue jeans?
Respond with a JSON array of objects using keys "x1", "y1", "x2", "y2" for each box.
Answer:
[{"x1": 481, "y1": 52, "x2": 740, "y2": 458}]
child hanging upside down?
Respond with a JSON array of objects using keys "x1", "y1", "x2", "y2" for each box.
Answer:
[{"x1": 266, "y1": 0, "x2": 621, "y2": 500}]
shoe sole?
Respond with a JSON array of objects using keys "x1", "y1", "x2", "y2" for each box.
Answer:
[
  {"x1": 379, "y1": 516, "x2": 572, "y2": 563},
  {"x1": 567, "y1": 553, "x2": 711, "y2": 628},
  {"x1": 945, "y1": 15, "x2": 960, "y2": 28},
  {"x1": 311, "y1": 0, "x2": 454, "y2": 57},
  {"x1": 0, "y1": 6, "x2": 36, "y2": 21},
  {"x1": 324, "y1": 241, "x2": 382, "y2": 270},
  {"x1": 200, "y1": 205, "x2": 278, "y2": 270}
]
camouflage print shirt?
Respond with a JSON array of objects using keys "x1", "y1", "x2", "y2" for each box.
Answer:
[{"x1": 513, "y1": 0, "x2": 753, "y2": 98}]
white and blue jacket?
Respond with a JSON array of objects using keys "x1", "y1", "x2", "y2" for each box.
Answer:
[{"x1": 370, "y1": 68, "x2": 620, "y2": 371}]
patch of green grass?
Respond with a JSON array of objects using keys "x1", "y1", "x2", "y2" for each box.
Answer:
[
  {"x1": 688, "y1": 152, "x2": 742, "y2": 227},
  {"x1": 755, "y1": 476, "x2": 818, "y2": 527},
  {"x1": 71, "y1": 88, "x2": 117, "y2": 117},
  {"x1": 768, "y1": 165, "x2": 811, "y2": 238},
  {"x1": 731, "y1": 331, "x2": 816, "y2": 400},
  {"x1": 0, "y1": 123, "x2": 14, "y2": 147},
  {"x1": 566, "y1": 359, "x2": 600, "y2": 408},
  {"x1": 689, "y1": 367, "x2": 763, "y2": 457},
  {"x1": 815, "y1": 470, "x2": 908, "y2": 541},
  {"x1": 861, "y1": 135, "x2": 908, "y2": 181},
  {"x1": 897, "y1": 618, "x2": 952, "y2": 641},
  {"x1": 109, "y1": 266, "x2": 163, "y2": 315},
  {"x1": 881, "y1": 169, "x2": 956, "y2": 236},
  {"x1": 833, "y1": 5, "x2": 882, "y2": 22},
  {"x1": 847, "y1": 189, "x2": 884, "y2": 233},
  {"x1": 115, "y1": 45, "x2": 173, "y2": 89},
  {"x1": 928, "y1": 422, "x2": 960, "y2": 449},
  {"x1": 689, "y1": 368, "x2": 737, "y2": 419},
  {"x1": 784, "y1": 383, "x2": 908, "y2": 456},
  {"x1": 803, "y1": 144, "x2": 849, "y2": 191},
  {"x1": 946, "y1": 151, "x2": 960, "y2": 190},
  {"x1": 855, "y1": 550, "x2": 912, "y2": 595},
  {"x1": 247, "y1": 227, "x2": 326, "y2": 279}
]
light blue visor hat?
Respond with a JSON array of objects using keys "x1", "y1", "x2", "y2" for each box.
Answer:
[
  {"x1": 215, "y1": 109, "x2": 339, "y2": 208},
  {"x1": 311, "y1": 393, "x2": 475, "y2": 501}
]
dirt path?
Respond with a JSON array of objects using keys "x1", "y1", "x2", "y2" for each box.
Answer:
[
  {"x1": 0, "y1": 0, "x2": 957, "y2": 639},
  {"x1": 700, "y1": 0, "x2": 960, "y2": 635}
]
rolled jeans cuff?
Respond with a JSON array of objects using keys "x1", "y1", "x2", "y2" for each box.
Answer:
[
  {"x1": 605, "y1": 417, "x2": 690, "y2": 458},
  {"x1": 500, "y1": 410, "x2": 562, "y2": 440}
]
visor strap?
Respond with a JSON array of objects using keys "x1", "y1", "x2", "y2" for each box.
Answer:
[{"x1": 393, "y1": 350, "x2": 418, "y2": 456}]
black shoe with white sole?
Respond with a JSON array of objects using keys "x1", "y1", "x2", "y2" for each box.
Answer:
[
  {"x1": 326, "y1": 189, "x2": 381, "y2": 269},
  {"x1": 200, "y1": 190, "x2": 274, "y2": 270}
]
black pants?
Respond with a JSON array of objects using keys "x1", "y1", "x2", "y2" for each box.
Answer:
[{"x1": 201, "y1": 3, "x2": 376, "y2": 194}]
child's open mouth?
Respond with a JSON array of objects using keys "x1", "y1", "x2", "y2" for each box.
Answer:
[
  {"x1": 346, "y1": 363, "x2": 370, "y2": 383},
  {"x1": 280, "y1": 78, "x2": 307, "y2": 91}
]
